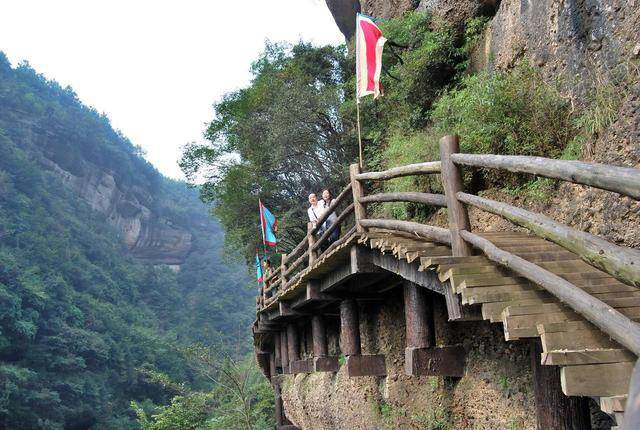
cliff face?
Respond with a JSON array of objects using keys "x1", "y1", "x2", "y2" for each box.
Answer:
[
  {"x1": 280, "y1": 292, "x2": 537, "y2": 429},
  {"x1": 39, "y1": 153, "x2": 192, "y2": 265},
  {"x1": 281, "y1": 1, "x2": 639, "y2": 428}
]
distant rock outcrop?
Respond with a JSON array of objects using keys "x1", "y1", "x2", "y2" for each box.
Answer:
[{"x1": 40, "y1": 154, "x2": 192, "y2": 265}]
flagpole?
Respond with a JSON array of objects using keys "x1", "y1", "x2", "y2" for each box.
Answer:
[
  {"x1": 356, "y1": 98, "x2": 363, "y2": 169},
  {"x1": 258, "y1": 199, "x2": 268, "y2": 259}
]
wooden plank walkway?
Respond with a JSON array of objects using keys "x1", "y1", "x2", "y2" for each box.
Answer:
[{"x1": 357, "y1": 229, "x2": 636, "y2": 426}]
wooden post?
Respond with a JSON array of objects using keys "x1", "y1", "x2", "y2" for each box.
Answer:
[
  {"x1": 280, "y1": 330, "x2": 289, "y2": 372},
  {"x1": 280, "y1": 253, "x2": 288, "y2": 286},
  {"x1": 307, "y1": 222, "x2": 316, "y2": 266},
  {"x1": 340, "y1": 299, "x2": 361, "y2": 356},
  {"x1": 439, "y1": 135, "x2": 472, "y2": 257},
  {"x1": 273, "y1": 378, "x2": 285, "y2": 426},
  {"x1": 269, "y1": 353, "x2": 276, "y2": 379},
  {"x1": 274, "y1": 333, "x2": 281, "y2": 369},
  {"x1": 349, "y1": 163, "x2": 367, "y2": 232},
  {"x1": 530, "y1": 340, "x2": 591, "y2": 430},
  {"x1": 287, "y1": 324, "x2": 299, "y2": 363},
  {"x1": 403, "y1": 281, "x2": 435, "y2": 349},
  {"x1": 312, "y1": 315, "x2": 328, "y2": 357}
]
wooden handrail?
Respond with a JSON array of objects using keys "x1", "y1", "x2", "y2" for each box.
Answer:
[
  {"x1": 457, "y1": 192, "x2": 640, "y2": 287},
  {"x1": 359, "y1": 192, "x2": 446, "y2": 207},
  {"x1": 355, "y1": 161, "x2": 441, "y2": 181},
  {"x1": 460, "y1": 230, "x2": 640, "y2": 356},
  {"x1": 451, "y1": 153, "x2": 640, "y2": 200},
  {"x1": 312, "y1": 204, "x2": 354, "y2": 252},
  {"x1": 359, "y1": 219, "x2": 451, "y2": 245}
]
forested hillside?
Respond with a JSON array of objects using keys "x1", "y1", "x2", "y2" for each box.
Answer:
[{"x1": 0, "y1": 52, "x2": 257, "y2": 429}]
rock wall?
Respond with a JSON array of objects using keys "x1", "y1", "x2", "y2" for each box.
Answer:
[
  {"x1": 280, "y1": 290, "x2": 537, "y2": 429},
  {"x1": 40, "y1": 155, "x2": 192, "y2": 265}
]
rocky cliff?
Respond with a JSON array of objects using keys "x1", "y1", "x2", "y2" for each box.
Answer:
[{"x1": 39, "y1": 154, "x2": 192, "y2": 265}]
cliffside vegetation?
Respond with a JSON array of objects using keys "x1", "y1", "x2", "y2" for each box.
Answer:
[
  {"x1": 182, "y1": 11, "x2": 584, "y2": 261},
  {"x1": 0, "y1": 53, "x2": 271, "y2": 429}
]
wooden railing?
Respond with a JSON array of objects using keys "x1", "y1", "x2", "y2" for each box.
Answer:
[{"x1": 257, "y1": 134, "x2": 640, "y2": 358}]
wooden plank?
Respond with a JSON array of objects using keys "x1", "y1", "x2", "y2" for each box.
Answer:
[
  {"x1": 406, "y1": 247, "x2": 451, "y2": 264},
  {"x1": 466, "y1": 290, "x2": 553, "y2": 305},
  {"x1": 542, "y1": 349, "x2": 635, "y2": 366},
  {"x1": 540, "y1": 328, "x2": 620, "y2": 351},
  {"x1": 458, "y1": 193, "x2": 640, "y2": 288},
  {"x1": 459, "y1": 230, "x2": 640, "y2": 357},
  {"x1": 561, "y1": 362, "x2": 634, "y2": 397},
  {"x1": 482, "y1": 298, "x2": 555, "y2": 322},
  {"x1": 419, "y1": 255, "x2": 490, "y2": 270},
  {"x1": 600, "y1": 396, "x2": 627, "y2": 414}
]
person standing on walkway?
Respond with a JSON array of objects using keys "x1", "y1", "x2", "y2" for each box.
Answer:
[{"x1": 322, "y1": 189, "x2": 340, "y2": 245}]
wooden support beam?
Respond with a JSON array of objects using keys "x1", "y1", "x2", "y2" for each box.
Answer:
[
  {"x1": 340, "y1": 299, "x2": 361, "y2": 356},
  {"x1": 403, "y1": 281, "x2": 435, "y2": 349},
  {"x1": 345, "y1": 354, "x2": 387, "y2": 377},
  {"x1": 289, "y1": 359, "x2": 313, "y2": 374},
  {"x1": 280, "y1": 330, "x2": 289, "y2": 372},
  {"x1": 350, "y1": 163, "x2": 367, "y2": 232},
  {"x1": 404, "y1": 346, "x2": 466, "y2": 377},
  {"x1": 274, "y1": 333, "x2": 281, "y2": 368},
  {"x1": 314, "y1": 356, "x2": 340, "y2": 372},
  {"x1": 439, "y1": 135, "x2": 473, "y2": 257},
  {"x1": 530, "y1": 340, "x2": 592, "y2": 430},
  {"x1": 312, "y1": 315, "x2": 328, "y2": 357},
  {"x1": 286, "y1": 324, "x2": 299, "y2": 365}
]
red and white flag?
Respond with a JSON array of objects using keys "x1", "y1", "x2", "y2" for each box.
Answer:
[{"x1": 356, "y1": 13, "x2": 387, "y2": 100}]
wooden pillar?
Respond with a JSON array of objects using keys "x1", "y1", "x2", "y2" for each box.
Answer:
[
  {"x1": 287, "y1": 324, "x2": 299, "y2": 363},
  {"x1": 403, "y1": 281, "x2": 435, "y2": 349},
  {"x1": 531, "y1": 340, "x2": 591, "y2": 430},
  {"x1": 312, "y1": 315, "x2": 328, "y2": 357},
  {"x1": 280, "y1": 330, "x2": 289, "y2": 372},
  {"x1": 439, "y1": 135, "x2": 473, "y2": 257},
  {"x1": 307, "y1": 222, "x2": 316, "y2": 266},
  {"x1": 269, "y1": 353, "x2": 276, "y2": 379},
  {"x1": 280, "y1": 253, "x2": 288, "y2": 287},
  {"x1": 340, "y1": 299, "x2": 361, "y2": 356},
  {"x1": 349, "y1": 163, "x2": 367, "y2": 232},
  {"x1": 273, "y1": 379, "x2": 284, "y2": 426},
  {"x1": 274, "y1": 334, "x2": 281, "y2": 369},
  {"x1": 624, "y1": 358, "x2": 640, "y2": 429}
]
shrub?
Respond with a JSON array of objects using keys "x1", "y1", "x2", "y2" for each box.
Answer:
[{"x1": 431, "y1": 62, "x2": 574, "y2": 159}]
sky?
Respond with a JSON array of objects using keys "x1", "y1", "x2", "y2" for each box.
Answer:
[{"x1": 0, "y1": 0, "x2": 344, "y2": 179}]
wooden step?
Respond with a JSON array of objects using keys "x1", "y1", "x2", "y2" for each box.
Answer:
[
  {"x1": 419, "y1": 255, "x2": 491, "y2": 270},
  {"x1": 482, "y1": 298, "x2": 555, "y2": 322},
  {"x1": 405, "y1": 246, "x2": 451, "y2": 263},
  {"x1": 600, "y1": 396, "x2": 627, "y2": 414},
  {"x1": 541, "y1": 349, "x2": 634, "y2": 366},
  {"x1": 561, "y1": 362, "x2": 634, "y2": 397}
]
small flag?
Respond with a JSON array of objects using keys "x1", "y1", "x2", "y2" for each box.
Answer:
[
  {"x1": 255, "y1": 252, "x2": 263, "y2": 284},
  {"x1": 259, "y1": 200, "x2": 278, "y2": 246},
  {"x1": 356, "y1": 13, "x2": 387, "y2": 100}
]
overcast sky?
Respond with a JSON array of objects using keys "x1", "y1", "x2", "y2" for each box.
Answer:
[{"x1": 0, "y1": 0, "x2": 344, "y2": 179}]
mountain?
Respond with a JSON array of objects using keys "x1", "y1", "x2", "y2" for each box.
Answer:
[{"x1": 0, "y1": 52, "x2": 253, "y2": 429}]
